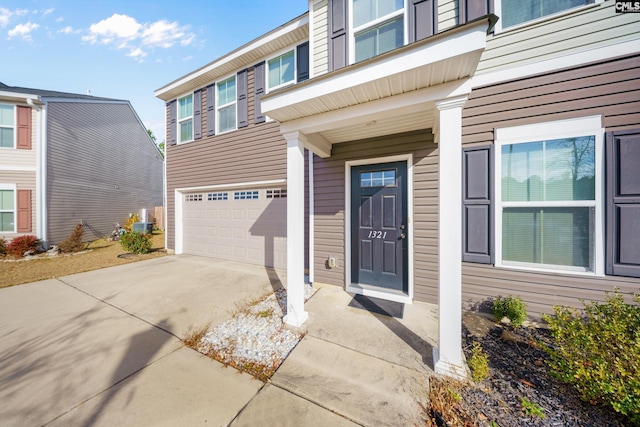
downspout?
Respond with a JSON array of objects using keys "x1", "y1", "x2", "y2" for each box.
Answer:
[
  {"x1": 308, "y1": 149, "x2": 314, "y2": 283},
  {"x1": 27, "y1": 98, "x2": 47, "y2": 246}
]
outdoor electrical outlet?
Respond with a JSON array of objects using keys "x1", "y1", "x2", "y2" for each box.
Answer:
[{"x1": 327, "y1": 256, "x2": 336, "y2": 269}]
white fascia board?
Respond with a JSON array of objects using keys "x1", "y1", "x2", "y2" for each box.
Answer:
[
  {"x1": 279, "y1": 78, "x2": 472, "y2": 135},
  {"x1": 0, "y1": 91, "x2": 40, "y2": 102},
  {"x1": 262, "y1": 20, "x2": 487, "y2": 115},
  {"x1": 471, "y1": 38, "x2": 640, "y2": 89},
  {"x1": 155, "y1": 14, "x2": 309, "y2": 100}
]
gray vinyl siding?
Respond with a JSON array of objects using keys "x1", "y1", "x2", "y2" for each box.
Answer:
[
  {"x1": 46, "y1": 102, "x2": 164, "y2": 245},
  {"x1": 0, "y1": 170, "x2": 36, "y2": 239},
  {"x1": 478, "y1": 1, "x2": 640, "y2": 75},
  {"x1": 313, "y1": 129, "x2": 440, "y2": 304},
  {"x1": 165, "y1": 65, "x2": 288, "y2": 250},
  {"x1": 461, "y1": 53, "x2": 640, "y2": 319}
]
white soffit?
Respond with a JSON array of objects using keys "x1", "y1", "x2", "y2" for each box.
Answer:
[
  {"x1": 262, "y1": 19, "x2": 489, "y2": 124},
  {"x1": 155, "y1": 14, "x2": 309, "y2": 101}
]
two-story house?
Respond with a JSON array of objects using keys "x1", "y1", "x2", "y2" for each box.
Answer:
[
  {"x1": 0, "y1": 83, "x2": 164, "y2": 247},
  {"x1": 156, "y1": 0, "x2": 640, "y2": 377}
]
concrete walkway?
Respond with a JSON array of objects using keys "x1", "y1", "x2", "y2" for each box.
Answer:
[{"x1": 0, "y1": 255, "x2": 438, "y2": 426}]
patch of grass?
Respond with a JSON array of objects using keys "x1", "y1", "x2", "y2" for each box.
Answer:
[
  {"x1": 258, "y1": 309, "x2": 273, "y2": 318},
  {"x1": 182, "y1": 323, "x2": 210, "y2": 349},
  {"x1": 520, "y1": 396, "x2": 545, "y2": 418},
  {"x1": 425, "y1": 376, "x2": 475, "y2": 427},
  {"x1": 467, "y1": 342, "x2": 490, "y2": 382},
  {"x1": 0, "y1": 231, "x2": 166, "y2": 288}
]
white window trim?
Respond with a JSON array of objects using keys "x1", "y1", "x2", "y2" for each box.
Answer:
[
  {"x1": 266, "y1": 48, "x2": 297, "y2": 93},
  {"x1": 0, "y1": 183, "x2": 17, "y2": 233},
  {"x1": 495, "y1": 115, "x2": 604, "y2": 276},
  {"x1": 493, "y1": 0, "x2": 604, "y2": 34},
  {"x1": 216, "y1": 74, "x2": 238, "y2": 135},
  {"x1": 177, "y1": 93, "x2": 194, "y2": 144},
  {"x1": 0, "y1": 103, "x2": 16, "y2": 150},
  {"x1": 348, "y1": 0, "x2": 409, "y2": 65}
]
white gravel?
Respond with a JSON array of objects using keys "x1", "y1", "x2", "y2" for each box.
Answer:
[{"x1": 198, "y1": 283, "x2": 315, "y2": 375}]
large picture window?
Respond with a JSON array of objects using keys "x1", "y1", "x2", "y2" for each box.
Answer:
[
  {"x1": 177, "y1": 94, "x2": 193, "y2": 143},
  {"x1": 217, "y1": 76, "x2": 236, "y2": 133},
  {"x1": 499, "y1": 0, "x2": 594, "y2": 29},
  {"x1": 496, "y1": 117, "x2": 603, "y2": 273},
  {"x1": 268, "y1": 50, "x2": 295, "y2": 90},
  {"x1": 352, "y1": 0, "x2": 404, "y2": 62},
  {"x1": 0, "y1": 188, "x2": 15, "y2": 232},
  {"x1": 0, "y1": 104, "x2": 15, "y2": 148}
]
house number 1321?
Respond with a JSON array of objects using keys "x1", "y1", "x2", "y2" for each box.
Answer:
[{"x1": 367, "y1": 230, "x2": 387, "y2": 239}]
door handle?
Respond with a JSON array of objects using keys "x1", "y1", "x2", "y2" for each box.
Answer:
[{"x1": 400, "y1": 233, "x2": 406, "y2": 239}]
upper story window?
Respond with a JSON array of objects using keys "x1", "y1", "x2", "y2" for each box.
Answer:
[
  {"x1": 0, "y1": 104, "x2": 15, "y2": 149},
  {"x1": 178, "y1": 94, "x2": 193, "y2": 143},
  {"x1": 0, "y1": 187, "x2": 15, "y2": 232},
  {"x1": 268, "y1": 50, "x2": 295, "y2": 91},
  {"x1": 352, "y1": 0, "x2": 405, "y2": 63},
  {"x1": 499, "y1": 0, "x2": 595, "y2": 29},
  {"x1": 217, "y1": 75, "x2": 237, "y2": 133},
  {"x1": 495, "y1": 117, "x2": 603, "y2": 274}
]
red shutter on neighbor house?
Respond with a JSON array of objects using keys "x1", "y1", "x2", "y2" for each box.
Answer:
[
  {"x1": 17, "y1": 189, "x2": 32, "y2": 233},
  {"x1": 16, "y1": 106, "x2": 32, "y2": 150}
]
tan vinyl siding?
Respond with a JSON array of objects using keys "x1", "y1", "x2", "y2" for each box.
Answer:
[
  {"x1": 47, "y1": 102, "x2": 163, "y2": 245},
  {"x1": 478, "y1": 1, "x2": 640, "y2": 75},
  {"x1": 461, "y1": 53, "x2": 640, "y2": 319},
  {"x1": 313, "y1": 130, "x2": 440, "y2": 304},
  {"x1": 0, "y1": 170, "x2": 36, "y2": 239},
  {"x1": 312, "y1": 0, "x2": 329, "y2": 77},
  {"x1": 166, "y1": 66, "x2": 287, "y2": 250},
  {"x1": 437, "y1": 0, "x2": 457, "y2": 32}
]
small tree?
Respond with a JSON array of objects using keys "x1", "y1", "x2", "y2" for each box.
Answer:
[
  {"x1": 58, "y1": 223, "x2": 85, "y2": 253},
  {"x1": 7, "y1": 235, "x2": 40, "y2": 258}
]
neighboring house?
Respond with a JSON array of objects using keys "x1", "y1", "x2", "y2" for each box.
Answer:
[
  {"x1": 156, "y1": 0, "x2": 640, "y2": 377},
  {"x1": 0, "y1": 83, "x2": 164, "y2": 247}
]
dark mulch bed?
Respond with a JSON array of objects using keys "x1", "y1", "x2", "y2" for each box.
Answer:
[{"x1": 427, "y1": 312, "x2": 633, "y2": 427}]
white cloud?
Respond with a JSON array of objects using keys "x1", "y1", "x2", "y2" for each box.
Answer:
[
  {"x1": 8, "y1": 22, "x2": 39, "y2": 40},
  {"x1": 58, "y1": 26, "x2": 77, "y2": 35},
  {"x1": 84, "y1": 13, "x2": 195, "y2": 61},
  {"x1": 0, "y1": 8, "x2": 12, "y2": 27}
]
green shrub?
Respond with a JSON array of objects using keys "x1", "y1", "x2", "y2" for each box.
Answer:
[
  {"x1": 58, "y1": 223, "x2": 85, "y2": 253},
  {"x1": 520, "y1": 396, "x2": 545, "y2": 419},
  {"x1": 119, "y1": 231, "x2": 152, "y2": 254},
  {"x1": 7, "y1": 235, "x2": 40, "y2": 258},
  {"x1": 467, "y1": 341, "x2": 490, "y2": 382},
  {"x1": 493, "y1": 295, "x2": 527, "y2": 327},
  {"x1": 543, "y1": 290, "x2": 640, "y2": 424},
  {"x1": 0, "y1": 237, "x2": 6, "y2": 257}
]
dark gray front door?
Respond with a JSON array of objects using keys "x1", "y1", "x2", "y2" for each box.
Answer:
[{"x1": 351, "y1": 161, "x2": 408, "y2": 292}]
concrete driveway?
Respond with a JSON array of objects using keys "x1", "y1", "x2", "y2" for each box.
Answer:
[{"x1": 0, "y1": 255, "x2": 437, "y2": 426}]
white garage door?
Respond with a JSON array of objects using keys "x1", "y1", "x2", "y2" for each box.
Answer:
[{"x1": 182, "y1": 188, "x2": 287, "y2": 268}]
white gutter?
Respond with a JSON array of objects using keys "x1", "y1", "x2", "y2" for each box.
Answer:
[{"x1": 27, "y1": 98, "x2": 47, "y2": 245}]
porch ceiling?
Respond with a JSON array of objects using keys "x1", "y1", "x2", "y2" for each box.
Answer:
[{"x1": 262, "y1": 18, "x2": 492, "y2": 152}]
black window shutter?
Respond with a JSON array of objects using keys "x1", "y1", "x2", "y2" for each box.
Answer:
[
  {"x1": 253, "y1": 63, "x2": 266, "y2": 124},
  {"x1": 237, "y1": 69, "x2": 248, "y2": 128},
  {"x1": 606, "y1": 129, "x2": 640, "y2": 278},
  {"x1": 193, "y1": 89, "x2": 202, "y2": 139},
  {"x1": 297, "y1": 41, "x2": 310, "y2": 82},
  {"x1": 408, "y1": 0, "x2": 436, "y2": 43},
  {"x1": 206, "y1": 84, "x2": 215, "y2": 136},
  {"x1": 459, "y1": 0, "x2": 493, "y2": 24},
  {"x1": 168, "y1": 100, "x2": 177, "y2": 146},
  {"x1": 462, "y1": 145, "x2": 493, "y2": 264},
  {"x1": 328, "y1": 0, "x2": 347, "y2": 71}
]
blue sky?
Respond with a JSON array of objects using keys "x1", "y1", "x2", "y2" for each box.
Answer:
[{"x1": 1, "y1": 0, "x2": 308, "y2": 144}]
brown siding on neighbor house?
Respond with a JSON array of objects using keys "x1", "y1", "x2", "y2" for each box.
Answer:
[
  {"x1": 461, "y1": 53, "x2": 640, "y2": 319},
  {"x1": 165, "y1": 65, "x2": 288, "y2": 250},
  {"x1": 313, "y1": 129, "x2": 440, "y2": 304}
]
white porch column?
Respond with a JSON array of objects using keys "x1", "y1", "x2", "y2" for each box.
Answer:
[
  {"x1": 434, "y1": 96, "x2": 468, "y2": 378},
  {"x1": 283, "y1": 131, "x2": 309, "y2": 327}
]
